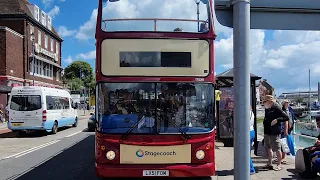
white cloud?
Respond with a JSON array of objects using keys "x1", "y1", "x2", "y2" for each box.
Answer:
[
  {"x1": 47, "y1": 6, "x2": 60, "y2": 19},
  {"x1": 58, "y1": 26, "x2": 77, "y2": 37},
  {"x1": 42, "y1": 0, "x2": 54, "y2": 8},
  {"x1": 76, "y1": 50, "x2": 96, "y2": 60},
  {"x1": 74, "y1": 0, "x2": 320, "y2": 95},
  {"x1": 64, "y1": 55, "x2": 73, "y2": 65}
]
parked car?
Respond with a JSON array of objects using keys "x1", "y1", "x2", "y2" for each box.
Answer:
[{"x1": 88, "y1": 113, "x2": 96, "y2": 132}]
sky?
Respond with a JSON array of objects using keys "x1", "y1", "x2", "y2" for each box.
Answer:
[{"x1": 28, "y1": 0, "x2": 320, "y2": 96}]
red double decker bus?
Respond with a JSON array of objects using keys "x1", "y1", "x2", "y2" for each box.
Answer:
[{"x1": 94, "y1": 0, "x2": 216, "y2": 178}]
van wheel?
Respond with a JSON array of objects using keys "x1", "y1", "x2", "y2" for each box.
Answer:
[
  {"x1": 52, "y1": 122, "x2": 58, "y2": 134},
  {"x1": 73, "y1": 117, "x2": 78, "y2": 127},
  {"x1": 16, "y1": 131, "x2": 26, "y2": 137}
]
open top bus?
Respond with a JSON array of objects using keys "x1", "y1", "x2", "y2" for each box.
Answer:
[{"x1": 95, "y1": 0, "x2": 216, "y2": 178}]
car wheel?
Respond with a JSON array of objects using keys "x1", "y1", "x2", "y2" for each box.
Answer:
[{"x1": 73, "y1": 117, "x2": 78, "y2": 127}]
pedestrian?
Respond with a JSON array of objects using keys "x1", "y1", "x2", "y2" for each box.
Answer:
[
  {"x1": 262, "y1": 95, "x2": 289, "y2": 171},
  {"x1": 274, "y1": 100, "x2": 295, "y2": 165},
  {"x1": 299, "y1": 116, "x2": 320, "y2": 179},
  {"x1": 249, "y1": 106, "x2": 256, "y2": 174},
  {"x1": 0, "y1": 104, "x2": 4, "y2": 123},
  {"x1": 282, "y1": 100, "x2": 295, "y2": 134}
]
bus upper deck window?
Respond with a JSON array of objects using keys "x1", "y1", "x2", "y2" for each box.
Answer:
[{"x1": 100, "y1": 0, "x2": 210, "y2": 33}]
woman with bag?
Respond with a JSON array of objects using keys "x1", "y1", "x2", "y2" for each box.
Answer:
[{"x1": 274, "y1": 100, "x2": 295, "y2": 164}]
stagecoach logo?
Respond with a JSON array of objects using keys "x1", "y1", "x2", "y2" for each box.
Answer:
[
  {"x1": 136, "y1": 149, "x2": 144, "y2": 158},
  {"x1": 135, "y1": 149, "x2": 177, "y2": 158}
]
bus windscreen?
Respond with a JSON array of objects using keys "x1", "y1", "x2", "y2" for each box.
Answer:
[
  {"x1": 97, "y1": 82, "x2": 215, "y2": 134},
  {"x1": 101, "y1": 0, "x2": 210, "y2": 33}
]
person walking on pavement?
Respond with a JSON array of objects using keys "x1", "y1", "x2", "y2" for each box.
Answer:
[
  {"x1": 0, "y1": 104, "x2": 4, "y2": 123},
  {"x1": 274, "y1": 100, "x2": 296, "y2": 165},
  {"x1": 249, "y1": 106, "x2": 256, "y2": 174},
  {"x1": 262, "y1": 95, "x2": 289, "y2": 171}
]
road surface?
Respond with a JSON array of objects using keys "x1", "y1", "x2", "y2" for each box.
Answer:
[{"x1": 0, "y1": 115, "x2": 214, "y2": 180}]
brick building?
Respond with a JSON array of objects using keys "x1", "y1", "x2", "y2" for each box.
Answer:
[{"x1": 0, "y1": 0, "x2": 63, "y2": 105}]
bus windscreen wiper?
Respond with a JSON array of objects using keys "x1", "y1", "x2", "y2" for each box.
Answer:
[
  {"x1": 120, "y1": 116, "x2": 146, "y2": 142},
  {"x1": 161, "y1": 111, "x2": 191, "y2": 140}
]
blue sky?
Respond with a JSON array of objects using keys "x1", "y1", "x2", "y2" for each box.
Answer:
[{"x1": 28, "y1": 0, "x2": 320, "y2": 96}]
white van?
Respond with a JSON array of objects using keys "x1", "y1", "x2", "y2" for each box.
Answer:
[{"x1": 8, "y1": 86, "x2": 78, "y2": 134}]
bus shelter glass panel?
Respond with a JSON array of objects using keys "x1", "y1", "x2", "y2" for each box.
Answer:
[
  {"x1": 101, "y1": 0, "x2": 210, "y2": 33},
  {"x1": 97, "y1": 82, "x2": 215, "y2": 134}
]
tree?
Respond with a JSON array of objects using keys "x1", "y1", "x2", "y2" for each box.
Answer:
[
  {"x1": 295, "y1": 97, "x2": 303, "y2": 103},
  {"x1": 64, "y1": 61, "x2": 93, "y2": 79},
  {"x1": 67, "y1": 78, "x2": 84, "y2": 91},
  {"x1": 63, "y1": 61, "x2": 95, "y2": 93}
]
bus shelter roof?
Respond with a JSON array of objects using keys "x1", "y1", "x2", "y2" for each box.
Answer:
[{"x1": 215, "y1": 68, "x2": 261, "y2": 87}]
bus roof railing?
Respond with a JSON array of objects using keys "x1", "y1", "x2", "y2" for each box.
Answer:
[{"x1": 102, "y1": 18, "x2": 207, "y2": 31}]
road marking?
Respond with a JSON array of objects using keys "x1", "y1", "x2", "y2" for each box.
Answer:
[
  {"x1": 6, "y1": 134, "x2": 90, "y2": 180},
  {"x1": 2, "y1": 140, "x2": 60, "y2": 160},
  {"x1": 65, "y1": 131, "x2": 81, "y2": 138}
]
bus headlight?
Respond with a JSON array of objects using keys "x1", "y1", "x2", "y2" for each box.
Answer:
[
  {"x1": 106, "y1": 150, "x2": 116, "y2": 160},
  {"x1": 196, "y1": 150, "x2": 205, "y2": 160}
]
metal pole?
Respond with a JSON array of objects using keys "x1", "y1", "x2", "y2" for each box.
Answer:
[
  {"x1": 89, "y1": 87, "x2": 91, "y2": 109},
  {"x1": 197, "y1": 2, "x2": 200, "y2": 31},
  {"x1": 32, "y1": 42, "x2": 35, "y2": 86},
  {"x1": 309, "y1": 69, "x2": 311, "y2": 122},
  {"x1": 318, "y1": 82, "x2": 320, "y2": 102},
  {"x1": 233, "y1": 0, "x2": 250, "y2": 179}
]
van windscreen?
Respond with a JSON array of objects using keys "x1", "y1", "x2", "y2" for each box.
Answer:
[{"x1": 10, "y1": 95, "x2": 41, "y2": 111}]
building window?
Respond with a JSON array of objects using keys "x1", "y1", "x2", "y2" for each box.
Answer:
[
  {"x1": 50, "y1": 39, "x2": 53, "y2": 52},
  {"x1": 38, "y1": 30, "x2": 41, "y2": 45},
  {"x1": 45, "y1": 35, "x2": 48, "y2": 49},
  {"x1": 56, "y1": 42, "x2": 59, "y2": 54},
  {"x1": 56, "y1": 71, "x2": 60, "y2": 81},
  {"x1": 30, "y1": 25, "x2": 34, "y2": 35},
  {"x1": 30, "y1": 59, "x2": 54, "y2": 78}
]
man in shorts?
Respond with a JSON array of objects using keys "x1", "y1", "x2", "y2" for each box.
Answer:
[{"x1": 262, "y1": 95, "x2": 289, "y2": 171}]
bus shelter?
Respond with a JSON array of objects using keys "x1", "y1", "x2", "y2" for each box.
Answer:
[{"x1": 215, "y1": 68, "x2": 261, "y2": 149}]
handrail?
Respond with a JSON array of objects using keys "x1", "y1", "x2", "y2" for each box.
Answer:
[{"x1": 102, "y1": 18, "x2": 207, "y2": 31}]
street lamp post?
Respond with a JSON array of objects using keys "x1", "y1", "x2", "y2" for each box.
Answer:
[
  {"x1": 194, "y1": 0, "x2": 200, "y2": 32},
  {"x1": 30, "y1": 33, "x2": 35, "y2": 86}
]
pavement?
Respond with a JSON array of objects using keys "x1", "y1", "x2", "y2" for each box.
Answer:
[
  {"x1": 214, "y1": 141, "x2": 306, "y2": 180},
  {"x1": 0, "y1": 117, "x2": 314, "y2": 180}
]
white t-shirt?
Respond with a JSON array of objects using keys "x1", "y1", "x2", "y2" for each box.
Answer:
[{"x1": 250, "y1": 110, "x2": 255, "y2": 131}]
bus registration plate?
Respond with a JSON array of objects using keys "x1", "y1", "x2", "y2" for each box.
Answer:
[
  {"x1": 143, "y1": 170, "x2": 169, "y2": 176},
  {"x1": 11, "y1": 123, "x2": 22, "y2": 127}
]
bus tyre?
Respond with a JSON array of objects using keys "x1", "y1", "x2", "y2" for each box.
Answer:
[
  {"x1": 73, "y1": 117, "x2": 78, "y2": 127},
  {"x1": 52, "y1": 122, "x2": 58, "y2": 134}
]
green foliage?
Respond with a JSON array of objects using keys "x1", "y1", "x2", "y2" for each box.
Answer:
[
  {"x1": 295, "y1": 97, "x2": 303, "y2": 103},
  {"x1": 63, "y1": 61, "x2": 95, "y2": 94}
]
